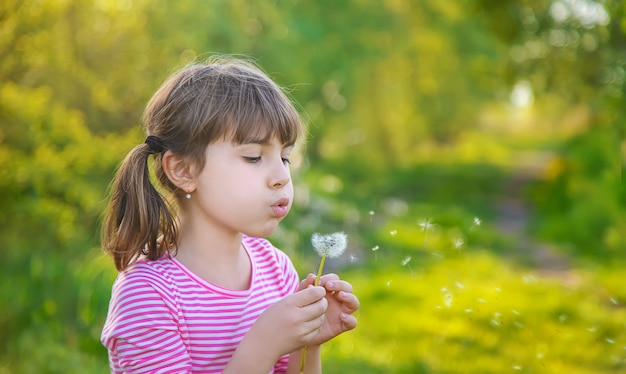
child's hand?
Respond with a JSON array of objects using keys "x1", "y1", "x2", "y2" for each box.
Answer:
[
  {"x1": 249, "y1": 285, "x2": 328, "y2": 359},
  {"x1": 299, "y1": 273, "x2": 359, "y2": 345}
]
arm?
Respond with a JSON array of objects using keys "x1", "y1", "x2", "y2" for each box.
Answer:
[
  {"x1": 102, "y1": 275, "x2": 193, "y2": 373},
  {"x1": 221, "y1": 286, "x2": 328, "y2": 374}
]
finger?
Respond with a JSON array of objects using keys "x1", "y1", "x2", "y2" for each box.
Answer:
[
  {"x1": 299, "y1": 296, "x2": 328, "y2": 322},
  {"x1": 299, "y1": 273, "x2": 317, "y2": 289},
  {"x1": 336, "y1": 292, "x2": 360, "y2": 313},
  {"x1": 340, "y1": 313, "x2": 358, "y2": 331},
  {"x1": 321, "y1": 279, "x2": 353, "y2": 293},
  {"x1": 317, "y1": 273, "x2": 339, "y2": 286},
  {"x1": 290, "y1": 286, "x2": 326, "y2": 308},
  {"x1": 300, "y1": 314, "x2": 326, "y2": 341}
]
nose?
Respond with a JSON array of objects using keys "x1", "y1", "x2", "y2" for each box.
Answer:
[{"x1": 269, "y1": 158, "x2": 291, "y2": 189}]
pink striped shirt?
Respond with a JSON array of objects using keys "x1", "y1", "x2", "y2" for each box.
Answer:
[{"x1": 101, "y1": 236, "x2": 300, "y2": 373}]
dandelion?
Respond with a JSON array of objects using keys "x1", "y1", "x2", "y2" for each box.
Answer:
[
  {"x1": 402, "y1": 255, "x2": 411, "y2": 266},
  {"x1": 390, "y1": 229, "x2": 397, "y2": 237},
  {"x1": 372, "y1": 245, "x2": 379, "y2": 260},
  {"x1": 452, "y1": 238, "x2": 464, "y2": 250},
  {"x1": 310, "y1": 232, "x2": 347, "y2": 286},
  {"x1": 401, "y1": 255, "x2": 414, "y2": 277},
  {"x1": 442, "y1": 289, "x2": 453, "y2": 308},
  {"x1": 470, "y1": 216, "x2": 481, "y2": 231},
  {"x1": 418, "y1": 218, "x2": 434, "y2": 248},
  {"x1": 419, "y1": 218, "x2": 434, "y2": 231},
  {"x1": 301, "y1": 232, "x2": 348, "y2": 373}
]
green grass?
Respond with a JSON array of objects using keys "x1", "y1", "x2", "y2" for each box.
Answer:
[{"x1": 321, "y1": 252, "x2": 626, "y2": 373}]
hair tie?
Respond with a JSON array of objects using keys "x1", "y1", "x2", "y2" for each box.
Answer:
[{"x1": 145, "y1": 135, "x2": 166, "y2": 154}]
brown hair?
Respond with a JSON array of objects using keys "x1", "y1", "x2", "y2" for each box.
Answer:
[{"x1": 102, "y1": 56, "x2": 304, "y2": 271}]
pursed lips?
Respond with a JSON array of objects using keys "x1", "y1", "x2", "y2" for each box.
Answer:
[{"x1": 271, "y1": 197, "x2": 290, "y2": 217}]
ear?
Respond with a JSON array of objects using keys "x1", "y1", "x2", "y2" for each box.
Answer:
[{"x1": 162, "y1": 151, "x2": 196, "y2": 195}]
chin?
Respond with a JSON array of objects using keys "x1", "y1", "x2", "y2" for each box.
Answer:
[{"x1": 244, "y1": 224, "x2": 279, "y2": 239}]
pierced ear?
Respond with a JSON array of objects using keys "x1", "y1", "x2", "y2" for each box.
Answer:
[{"x1": 162, "y1": 151, "x2": 196, "y2": 193}]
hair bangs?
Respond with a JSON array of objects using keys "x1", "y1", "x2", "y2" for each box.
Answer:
[{"x1": 227, "y1": 81, "x2": 303, "y2": 146}]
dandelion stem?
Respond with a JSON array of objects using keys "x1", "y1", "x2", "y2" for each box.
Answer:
[
  {"x1": 315, "y1": 255, "x2": 327, "y2": 286},
  {"x1": 299, "y1": 348, "x2": 306, "y2": 373},
  {"x1": 301, "y1": 254, "x2": 327, "y2": 373}
]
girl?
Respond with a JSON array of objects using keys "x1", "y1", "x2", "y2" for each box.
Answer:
[{"x1": 100, "y1": 57, "x2": 359, "y2": 373}]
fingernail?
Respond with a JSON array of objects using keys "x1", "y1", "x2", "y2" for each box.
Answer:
[{"x1": 327, "y1": 281, "x2": 335, "y2": 289}]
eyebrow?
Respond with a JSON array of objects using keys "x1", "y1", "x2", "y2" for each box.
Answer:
[{"x1": 236, "y1": 139, "x2": 295, "y2": 148}]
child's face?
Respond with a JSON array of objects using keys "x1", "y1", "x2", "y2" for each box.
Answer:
[{"x1": 188, "y1": 135, "x2": 294, "y2": 238}]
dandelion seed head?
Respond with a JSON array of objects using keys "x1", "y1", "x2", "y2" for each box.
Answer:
[
  {"x1": 311, "y1": 232, "x2": 347, "y2": 258},
  {"x1": 473, "y1": 217, "x2": 482, "y2": 226},
  {"x1": 390, "y1": 230, "x2": 397, "y2": 237},
  {"x1": 455, "y1": 282, "x2": 465, "y2": 289},
  {"x1": 605, "y1": 337, "x2": 616, "y2": 344},
  {"x1": 369, "y1": 210, "x2": 375, "y2": 216},
  {"x1": 372, "y1": 245, "x2": 379, "y2": 252},
  {"x1": 443, "y1": 292, "x2": 453, "y2": 307}
]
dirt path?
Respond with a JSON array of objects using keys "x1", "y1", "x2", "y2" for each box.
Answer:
[{"x1": 495, "y1": 174, "x2": 580, "y2": 286}]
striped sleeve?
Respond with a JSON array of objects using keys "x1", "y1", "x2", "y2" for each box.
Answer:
[{"x1": 101, "y1": 264, "x2": 192, "y2": 373}]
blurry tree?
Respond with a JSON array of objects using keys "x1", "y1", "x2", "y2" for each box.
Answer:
[{"x1": 474, "y1": 0, "x2": 624, "y2": 255}]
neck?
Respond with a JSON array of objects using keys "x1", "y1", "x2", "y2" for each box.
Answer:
[{"x1": 174, "y1": 215, "x2": 250, "y2": 290}]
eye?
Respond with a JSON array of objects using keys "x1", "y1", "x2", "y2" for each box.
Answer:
[
  {"x1": 243, "y1": 156, "x2": 261, "y2": 163},
  {"x1": 282, "y1": 157, "x2": 291, "y2": 165}
]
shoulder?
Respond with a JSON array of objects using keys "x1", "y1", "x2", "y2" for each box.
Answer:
[
  {"x1": 108, "y1": 256, "x2": 181, "y2": 311},
  {"x1": 243, "y1": 235, "x2": 291, "y2": 264},
  {"x1": 243, "y1": 235, "x2": 299, "y2": 292}
]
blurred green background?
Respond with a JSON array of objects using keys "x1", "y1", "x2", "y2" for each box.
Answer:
[{"x1": 1, "y1": 0, "x2": 624, "y2": 373}]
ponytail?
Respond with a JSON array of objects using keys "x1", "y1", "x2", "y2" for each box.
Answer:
[{"x1": 101, "y1": 143, "x2": 177, "y2": 272}]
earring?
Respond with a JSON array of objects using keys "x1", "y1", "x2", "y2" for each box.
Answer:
[{"x1": 185, "y1": 192, "x2": 191, "y2": 199}]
